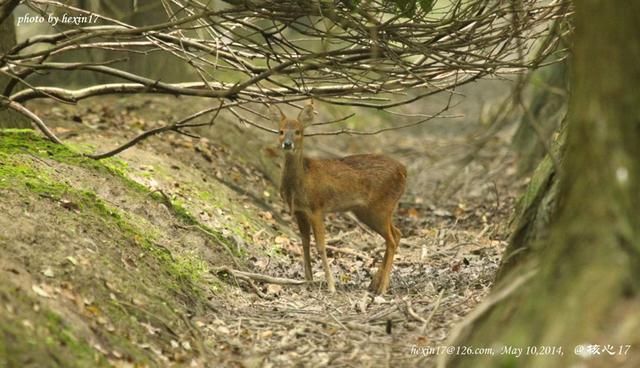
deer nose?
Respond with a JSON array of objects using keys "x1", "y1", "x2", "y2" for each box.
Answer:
[{"x1": 282, "y1": 141, "x2": 294, "y2": 150}]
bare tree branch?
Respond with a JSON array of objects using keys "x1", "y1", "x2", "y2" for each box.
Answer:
[
  {"x1": 0, "y1": 0, "x2": 572, "y2": 154},
  {"x1": 0, "y1": 97, "x2": 63, "y2": 144}
]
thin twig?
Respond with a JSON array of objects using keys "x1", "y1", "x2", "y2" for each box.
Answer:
[{"x1": 421, "y1": 288, "x2": 445, "y2": 333}]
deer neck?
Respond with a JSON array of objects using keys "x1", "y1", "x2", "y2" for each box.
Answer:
[{"x1": 281, "y1": 151, "x2": 306, "y2": 213}]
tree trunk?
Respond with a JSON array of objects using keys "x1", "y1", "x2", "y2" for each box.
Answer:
[
  {"x1": 495, "y1": 123, "x2": 564, "y2": 281},
  {"x1": 0, "y1": 9, "x2": 30, "y2": 129},
  {"x1": 511, "y1": 60, "x2": 568, "y2": 175},
  {"x1": 438, "y1": 2, "x2": 640, "y2": 368}
]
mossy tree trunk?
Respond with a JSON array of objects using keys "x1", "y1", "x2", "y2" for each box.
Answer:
[
  {"x1": 495, "y1": 123, "x2": 564, "y2": 281},
  {"x1": 439, "y1": 2, "x2": 640, "y2": 368},
  {"x1": 0, "y1": 9, "x2": 30, "y2": 129},
  {"x1": 511, "y1": 59, "x2": 568, "y2": 175}
]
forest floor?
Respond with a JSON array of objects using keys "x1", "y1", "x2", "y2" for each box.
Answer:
[{"x1": 0, "y1": 81, "x2": 526, "y2": 367}]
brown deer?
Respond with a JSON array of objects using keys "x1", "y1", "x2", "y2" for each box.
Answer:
[{"x1": 270, "y1": 103, "x2": 407, "y2": 294}]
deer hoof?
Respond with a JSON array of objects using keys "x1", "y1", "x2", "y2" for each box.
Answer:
[
  {"x1": 368, "y1": 275, "x2": 388, "y2": 295},
  {"x1": 327, "y1": 282, "x2": 336, "y2": 293}
]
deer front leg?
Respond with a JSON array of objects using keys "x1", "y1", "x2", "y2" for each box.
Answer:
[
  {"x1": 309, "y1": 212, "x2": 336, "y2": 293},
  {"x1": 295, "y1": 213, "x2": 313, "y2": 281}
]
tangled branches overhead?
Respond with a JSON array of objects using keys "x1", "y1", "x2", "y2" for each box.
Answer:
[{"x1": 0, "y1": 0, "x2": 570, "y2": 156}]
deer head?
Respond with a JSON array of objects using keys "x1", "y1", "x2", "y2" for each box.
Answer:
[{"x1": 270, "y1": 103, "x2": 314, "y2": 153}]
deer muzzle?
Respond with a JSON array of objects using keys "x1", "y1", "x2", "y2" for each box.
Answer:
[{"x1": 282, "y1": 140, "x2": 294, "y2": 150}]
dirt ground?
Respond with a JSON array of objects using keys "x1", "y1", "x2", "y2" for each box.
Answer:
[{"x1": 0, "y1": 79, "x2": 526, "y2": 367}]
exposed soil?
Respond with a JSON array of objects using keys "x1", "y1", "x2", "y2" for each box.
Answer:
[{"x1": 0, "y1": 80, "x2": 525, "y2": 367}]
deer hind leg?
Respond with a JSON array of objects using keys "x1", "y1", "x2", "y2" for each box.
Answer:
[
  {"x1": 295, "y1": 213, "x2": 313, "y2": 281},
  {"x1": 392, "y1": 225, "x2": 401, "y2": 245},
  {"x1": 309, "y1": 212, "x2": 336, "y2": 293},
  {"x1": 354, "y1": 209, "x2": 399, "y2": 295}
]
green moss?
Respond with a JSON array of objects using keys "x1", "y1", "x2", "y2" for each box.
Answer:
[
  {"x1": 498, "y1": 358, "x2": 518, "y2": 368},
  {"x1": 266, "y1": 243, "x2": 283, "y2": 257},
  {"x1": 192, "y1": 190, "x2": 260, "y2": 253},
  {"x1": 0, "y1": 134, "x2": 210, "y2": 291},
  {"x1": 0, "y1": 284, "x2": 107, "y2": 367},
  {"x1": 0, "y1": 129, "x2": 240, "y2": 262},
  {"x1": 0, "y1": 129, "x2": 246, "y2": 296},
  {"x1": 174, "y1": 253, "x2": 209, "y2": 281},
  {"x1": 197, "y1": 190, "x2": 214, "y2": 202},
  {"x1": 170, "y1": 197, "x2": 244, "y2": 258},
  {"x1": 144, "y1": 184, "x2": 242, "y2": 260},
  {"x1": 104, "y1": 205, "x2": 208, "y2": 287},
  {"x1": 169, "y1": 198, "x2": 200, "y2": 225},
  {"x1": 1, "y1": 129, "x2": 243, "y2": 363},
  {"x1": 42, "y1": 311, "x2": 106, "y2": 366},
  {"x1": 0, "y1": 129, "x2": 147, "y2": 195}
]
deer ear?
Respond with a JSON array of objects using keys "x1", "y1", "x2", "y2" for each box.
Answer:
[
  {"x1": 269, "y1": 105, "x2": 284, "y2": 124},
  {"x1": 297, "y1": 103, "x2": 314, "y2": 126}
]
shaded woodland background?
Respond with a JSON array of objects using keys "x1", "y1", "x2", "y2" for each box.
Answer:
[{"x1": 1, "y1": 0, "x2": 638, "y2": 367}]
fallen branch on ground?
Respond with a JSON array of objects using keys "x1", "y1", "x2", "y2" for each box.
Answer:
[
  {"x1": 422, "y1": 288, "x2": 445, "y2": 333},
  {"x1": 211, "y1": 266, "x2": 322, "y2": 286},
  {"x1": 326, "y1": 245, "x2": 369, "y2": 259}
]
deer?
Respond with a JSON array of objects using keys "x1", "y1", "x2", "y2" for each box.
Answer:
[{"x1": 269, "y1": 102, "x2": 407, "y2": 295}]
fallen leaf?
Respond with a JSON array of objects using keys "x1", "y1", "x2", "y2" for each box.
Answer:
[
  {"x1": 93, "y1": 343, "x2": 108, "y2": 355},
  {"x1": 259, "y1": 330, "x2": 273, "y2": 339},
  {"x1": 451, "y1": 262, "x2": 461, "y2": 272},
  {"x1": 22, "y1": 320, "x2": 34, "y2": 329},
  {"x1": 32, "y1": 284, "x2": 52, "y2": 298},
  {"x1": 60, "y1": 199, "x2": 80, "y2": 211},
  {"x1": 104, "y1": 280, "x2": 119, "y2": 292},
  {"x1": 86, "y1": 305, "x2": 101, "y2": 316},
  {"x1": 266, "y1": 284, "x2": 283, "y2": 296},
  {"x1": 141, "y1": 322, "x2": 160, "y2": 335},
  {"x1": 42, "y1": 267, "x2": 54, "y2": 278},
  {"x1": 373, "y1": 295, "x2": 386, "y2": 304},
  {"x1": 433, "y1": 209, "x2": 452, "y2": 217}
]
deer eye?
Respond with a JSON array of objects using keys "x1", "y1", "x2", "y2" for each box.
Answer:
[
  {"x1": 295, "y1": 130, "x2": 301, "y2": 135},
  {"x1": 279, "y1": 130, "x2": 284, "y2": 135}
]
